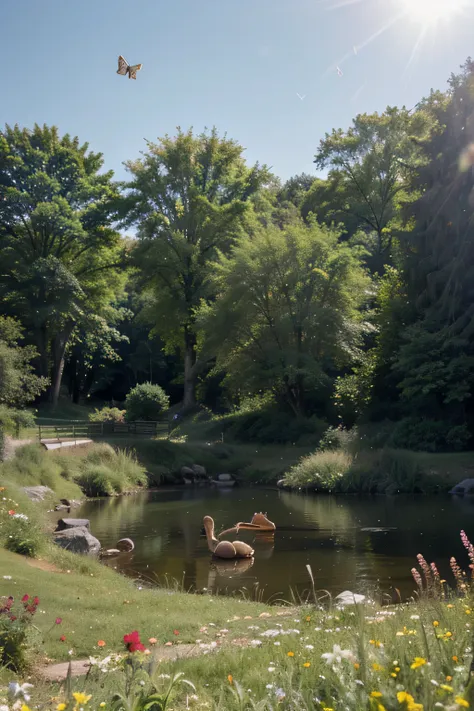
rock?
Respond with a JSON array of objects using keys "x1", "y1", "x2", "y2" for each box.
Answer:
[
  {"x1": 22, "y1": 486, "x2": 54, "y2": 502},
  {"x1": 54, "y1": 504, "x2": 70, "y2": 512},
  {"x1": 449, "y1": 478, "x2": 474, "y2": 496},
  {"x1": 181, "y1": 466, "x2": 195, "y2": 477},
  {"x1": 335, "y1": 590, "x2": 366, "y2": 606},
  {"x1": 117, "y1": 538, "x2": 134, "y2": 552},
  {"x1": 192, "y1": 464, "x2": 206, "y2": 477},
  {"x1": 53, "y1": 527, "x2": 100, "y2": 555},
  {"x1": 60, "y1": 498, "x2": 72, "y2": 506},
  {"x1": 101, "y1": 549, "x2": 121, "y2": 557},
  {"x1": 55, "y1": 518, "x2": 90, "y2": 531},
  {"x1": 217, "y1": 473, "x2": 233, "y2": 482}
]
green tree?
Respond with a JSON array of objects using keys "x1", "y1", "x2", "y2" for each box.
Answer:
[
  {"x1": 122, "y1": 127, "x2": 270, "y2": 410},
  {"x1": 200, "y1": 220, "x2": 372, "y2": 416},
  {"x1": 0, "y1": 124, "x2": 127, "y2": 405},
  {"x1": 0, "y1": 316, "x2": 48, "y2": 407},
  {"x1": 307, "y1": 107, "x2": 431, "y2": 273},
  {"x1": 125, "y1": 382, "x2": 169, "y2": 422}
]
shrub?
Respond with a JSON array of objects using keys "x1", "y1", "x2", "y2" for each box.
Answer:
[
  {"x1": 0, "y1": 593, "x2": 40, "y2": 670},
  {"x1": 89, "y1": 407, "x2": 126, "y2": 424},
  {"x1": 284, "y1": 450, "x2": 353, "y2": 491},
  {"x1": 0, "y1": 405, "x2": 35, "y2": 436},
  {"x1": 389, "y1": 417, "x2": 471, "y2": 452},
  {"x1": 318, "y1": 425, "x2": 358, "y2": 453},
  {"x1": 125, "y1": 383, "x2": 170, "y2": 422},
  {"x1": 74, "y1": 445, "x2": 147, "y2": 496}
]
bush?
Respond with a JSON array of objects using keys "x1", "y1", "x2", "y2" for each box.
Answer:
[
  {"x1": 89, "y1": 407, "x2": 126, "y2": 424},
  {"x1": 74, "y1": 445, "x2": 147, "y2": 497},
  {"x1": 125, "y1": 383, "x2": 170, "y2": 422},
  {"x1": 389, "y1": 417, "x2": 471, "y2": 452},
  {"x1": 0, "y1": 593, "x2": 40, "y2": 670},
  {"x1": 318, "y1": 425, "x2": 358, "y2": 453},
  {"x1": 284, "y1": 450, "x2": 353, "y2": 491},
  {"x1": 0, "y1": 405, "x2": 35, "y2": 436}
]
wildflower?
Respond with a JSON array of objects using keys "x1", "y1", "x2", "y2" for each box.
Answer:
[
  {"x1": 55, "y1": 617, "x2": 62, "y2": 625},
  {"x1": 8, "y1": 683, "x2": 34, "y2": 703},
  {"x1": 227, "y1": 675, "x2": 233, "y2": 684},
  {"x1": 60, "y1": 635, "x2": 66, "y2": 642},
  {"x1": 447, "y1": 676, "x2": 453, "y2": 682},
  {"x1": 173, "y1": 629, "x2": 179, "y2": 635},
  {"x1": 8, "y1": 510, "x2": 15, "y2": 516},
  {"x1": 322, "y1": 708, "x2": 334, "y2": 711},
  {"x1": 371, "y1": 692, "x2": 383, "y2": 698},
  {"x1": 287, "y1": 651, "x2": 295, "y2": 657},
  {"x1": 123, "y1": 631, "x2": 145, "y2": 653},
  {"x1": 440, "y1": 685, "x2": 453, "y2": 692},
  {"x1": 411, "y1": 656, "x2": 427, "y2": 670},
  {"x1": 21, "y1": 595, "x2": 29, "y2": 602},
  {"x1": 97, "y1": 640, "x2": 106, "y2": 647},
  {"x1": 249, "y1": 640, "x2": 262, "y2": 647},
  {"x1": 410, "y1": 615, "x2": 420, "y2": 621},
  {"x1": 72, "y1": 693, "x2": 91, "y2": 705},
  {"x1": 57, "y1": 705, "x2": 66, "y2": 711},
  {"x1": 306, "y1": 615, "x2": 311, "y2": 622},
  {"x1": 447, "y1": 604, "x2": 454, "y2": 609},
  {"x1": 303, "y1": 662, "x2": 311, "y2": 668},
  {"x1": 372, "y1": 663, "x2": 383, "y2": 672},
  {"x1": 453, "y1": 656, "x2": 459, "y2": 662},
  {"x1": 433, "y1": 621, "x2": 439, "y2": 627},
  {"x1": 100, "y1": 704, "x2": 106, "y2": 708},
  {"x1": 455, "y1": 698, "x2": 469, "y2": 708},
  {"x1": 305, "y1": 644, "x2": 314, "y2": 650},
  {"x1": 148, "y1": 637, "x2": 158, "y2": 645},
  {"x1": 321, "y1": 644, "x2": 355, "y2": 665},
  {"x1": 370, "y1": 640, "x2": 383, "y2": 648},
  {"x1": 354, "y1": 663, "x2": 360, "y2": 670}
]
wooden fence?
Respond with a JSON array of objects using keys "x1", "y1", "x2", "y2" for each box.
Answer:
[{"x1": 37, "y1": 419, "x2": 170, "y2": 442}]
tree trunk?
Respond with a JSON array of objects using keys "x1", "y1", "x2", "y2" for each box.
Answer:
[
  {"x1": 183, "y1": 329, "x2": 197, "y2": 411},
  {"x1": 50, "y1": 323, "x2": 75, "y2": 407}
]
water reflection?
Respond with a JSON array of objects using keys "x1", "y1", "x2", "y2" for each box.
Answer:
[{"x1": 76, "y1": 488, "x2": 474, "y2": 601}]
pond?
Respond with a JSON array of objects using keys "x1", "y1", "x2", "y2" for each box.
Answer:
[{"x1": 77, "y1": 487, "x2": 474, "y2": 601}]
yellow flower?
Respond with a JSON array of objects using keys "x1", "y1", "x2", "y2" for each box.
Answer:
[
  {"x1": 371, "y1": 692, "x2": 383, "y2": 698},
  {"x1": 410, "y1": 657, "x2": 427, "y2": 670},
  {"x1": 447, "y1": 676, "x2": 453, "y2": 682},
  {"x1": 72, "y1": 693, "x2": 92, "y2": 706},
  {"x1": 440, "y1": 685, "x2": 453, "y2": 692},
  {"x1": 377, "y1": 705, "x2": 387, "y2": 711},
  {"x1": 227, "y1": 675, "x2": 233, "y2": 684},
  {"x1": 370, "y1": 640, "x2": 382, "y2": 648},
  {"x1": 397, "y1": 692, "x2": 414, "y2": 704},
  {"x1": 467, "y1": 610, "x2": 472, "y2": 615},
  {"x1": 444, "y1": 631, "x2": 453, "y2": 638},
  {"x1": 433, "y1": 620, "x2": 439, "y2": 627},
  {"x1": 395, "y1": 667, "x2": 400, "y2": 672},
  {"x1": 453, "y1": 655, "x2": 459, "y2": 662},
  {"x1": 100, "y1": 705, "x2": 106, "y2": 709},
  {"x1": 287, "y1": 651, "x2": 294, "y2": 657},
  {"x1": 455, "y1": 698, "x2": 469, "y2": 708},
  {"x1": 354, "y1": 662, "x2": 360, "y2": 670},
  {"x1": 306, "y1": 615, "x2": 311, "y2": 622},
  {"x1": 21, "y1": 706, "x2": 32, "y2": 711},
  {"x1": 391, "y1": 673, "x2": 397, "y2": 678},
  {"x1": 303, "y1": 661, "x2": 311, "y2": 668},
  {"x1": 323, "y1": 708, "x2": 334, "y2": 711},
  {"x1": 396, "y1": 631, "x2": 405, "y2": 637},
  {"x1": 57, "y1": 705, "x2": 66, "y2": 711},
  {"x1": 447, "y1": 604, "x2": 454, "y2": 609},
  {"x1": 372, "y1": 663, "x2": 383, "y2": 672}
]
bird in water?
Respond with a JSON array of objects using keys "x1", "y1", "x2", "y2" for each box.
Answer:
[
  {"x1": 203, "y1": 516, "x2": 254, "y2": 559},
  {"x1": 218, "y1": 512, "x2": 276, "y2": 538}
]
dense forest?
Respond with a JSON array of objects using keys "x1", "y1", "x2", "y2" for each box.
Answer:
[{"x1": 2, "y1": 58, "x2": 474, "y2": 453}]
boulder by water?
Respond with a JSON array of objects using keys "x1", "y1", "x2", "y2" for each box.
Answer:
[
  {"x1": 217, "y1": 473, "x2": 233, "y2": 482},
  {"x1": 192, "y1": 464, "x2": 206, "y2": 477},
  {"x1": 22, "y1": 486, "x2": 53, "y2": 502},
  {"x1": 335, "y1": 590, "x2": 367, "y2": 606},
  {"x1": 55, "y1": 518, "x2": 90, "y2": 531},
  {"x1": 449, "y1": 478, "x2": 474, "y2": 496},
  {"x1": 53, "y1": 526, "x2": 100, "y2": 555}
]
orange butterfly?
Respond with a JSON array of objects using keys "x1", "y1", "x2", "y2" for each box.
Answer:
[{"x1": 117, "y1": 55, "x2": 143, "y2": 80}]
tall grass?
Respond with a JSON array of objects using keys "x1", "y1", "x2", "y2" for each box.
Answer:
[{"x1": 284, "y1": 450, "x2": 353, "y2": 491}]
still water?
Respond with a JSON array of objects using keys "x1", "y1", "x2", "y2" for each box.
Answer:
[{"x1": 77, "y1": 488, "x2": 474, "y2": 601}]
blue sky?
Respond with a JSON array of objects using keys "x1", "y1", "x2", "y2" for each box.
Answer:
[{"x1": 1, "y1": 0, "x2": 474, "y2": 183}]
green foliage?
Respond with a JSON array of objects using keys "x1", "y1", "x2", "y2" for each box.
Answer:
[
  {"x1": 0, "y1": 123, "x2": 127, "y2": 404},
  {"x1": 284, "y1": 450, "x2": 353, "y2": 490},
  {"x1": 70, "y1": 444, "x2": 147, "y2": 496},
  {"x1": 0, "y1": 444, "x2": 83, "y2": 500},
  {"x1": 89, "y1": 406, "x2": 126, "y2": 423},
  {"x1": 318, "y1": 425, "x2": 358, "y2": 452},
  {"x1": 201, "y1": 220, "x2": 371, "y2": 417},
  {"x1": 0, "y1": 593, "x2": 40, "y2": 670},
  {"x1": 123, "y1": 127, "x2": 271, "y2": 408},
  {"x1": 0, "y1": 316, "x2": 48, "y2": 407},
  {"x1": 0, "y1": 484, "x2": 46, "y2": 557},
  {"x1": 125, "y1": 382, "x2": 170, "y2": 421}
]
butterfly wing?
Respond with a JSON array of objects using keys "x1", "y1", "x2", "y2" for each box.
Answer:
[
  {"x1": 117, "y1": 55, "x2": 129, "y2": 75},
  {"x1": 128, "y1": 63, "x2": 142, "y2": 80}
]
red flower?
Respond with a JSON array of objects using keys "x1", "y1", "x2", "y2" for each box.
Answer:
[
  {"x1": 21, "y1": 595, "x2": 29, "y2": 603},
  {"x1": 123, "y1": 630, "x2": 145, "y2": 653},
  {"x1": 8, "y1": 510, "x2": 15, "y2": 516},
  {"x1": 55, "y1": 617, "x2": 62, "y2": 625},
  {"x1": 9, "y1": 615, "x2": 17, "y2": 621},
  {"x1": 173, "y1": 629, "x2": 179, "y2": 636},
  {"x1": 33, "y1": 597, "x2": 40, "y2": 606},
  {"x1": 60, "y1": 635, "x2": 66, "y2": 642}
]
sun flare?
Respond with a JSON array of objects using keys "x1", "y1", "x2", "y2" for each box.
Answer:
[{"x1": 401, "y1": 0, "x2": 466, "y2": 23}]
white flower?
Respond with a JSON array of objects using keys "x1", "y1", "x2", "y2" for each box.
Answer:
[
  {"x1": 8, "y1": 683, "x2": 34, "y2": 703},
  {"x1": 12, "y1": 514, "x2": 28, "y2": 521},
  {"x1": 410, "y1": 615, "x2": 420, "y2": 620},
  {"x1": 321, "y1": 644, "x2": 355, "y2": 666},
  {"x1": 355, "y1": 680, "x2": 364, "y2": 687},
  {"x1": 250, "y1": 639, "x2": 262, "y2": 647},
  {"x1": 260, "y1": 629, "x2": 280, "y2": 637},
  {"x1": 268, "y1": 666, "x2": 275, "y2": 672},
  {"x1": 275, "y1": 688, "x2": 286, "y2": 701},
  {"x1": 274, "y1": 641, "x2": 281, "y2": 646},
  {"x1": 305, "y1": 644, "x2": 314, "y2": 650},
  {"x1": 0, "y1": 705, "x2": 9, "y2": 711},
  {"x1": 2, "y1": 575, "x2": 12, "y2": 580}
]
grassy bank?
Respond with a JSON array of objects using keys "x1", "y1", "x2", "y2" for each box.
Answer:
[
  {"x1": 283, "y1": 447, "x2": 471, "y2": 494},
  {"x1": 1, "y1": 541, "x2": 474, "y2": 710}
]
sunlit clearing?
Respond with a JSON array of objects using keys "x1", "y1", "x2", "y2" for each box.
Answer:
[{"x1": 401, "y1": 0, "x2": 466, "y2": 23}]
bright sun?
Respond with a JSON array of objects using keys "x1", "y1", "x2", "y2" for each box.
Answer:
[{"x1": 401, "y1": 0, "x2": 465, "y2": 23}]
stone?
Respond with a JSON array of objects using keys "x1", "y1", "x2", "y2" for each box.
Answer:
[
  {"x1": 22, "y1": 486, "x2": 54, "y2": 502},
  {"x1": 54, "y1": 504, "x2": 70, "y2": 512},
  {"x1": 53, "y1": 527, "x2": 100, "y2": 555},
  {"x1": 335, "y1": 590, "x2": 366, "y2": 606},
  {"x1": 55, "y1": 518, "x2": 90, "y2": 531},
  {"x1": 181, "y1": 466, "x2": 195, "y2": 477},
  {"x1": 117, "y1": 538, "x2": 134, "y2": 552},
  {"x1": 192, "y1": 464, "x2": 206, "y2": 477},
  {"x1": 217, "y1": 473, "x2": 233, "y2": 482},
  {"x1": 449, "y1": 478, "x2": 474, "y2": 496}
]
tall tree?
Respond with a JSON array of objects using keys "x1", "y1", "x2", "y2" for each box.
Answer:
[
  {"x1": 0, "y1": 316, "x2": 48, "y2": 407},
  {"x1": 122, "y1": 127, "x2": 270, "y2": 410},
  {"x1": 200, "y1": 220, "x2": 372, "y2": 416},
  {"x1": 308, "y1": 107, "x2": 431, "y2": 273},
  {"x1": 0, "y1": 124, "x2": 127, "y2": 405}
]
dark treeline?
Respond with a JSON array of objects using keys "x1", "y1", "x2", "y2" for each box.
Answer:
[{"x1": 2, "y1": 59, "x2": 474, "y2": 452}]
